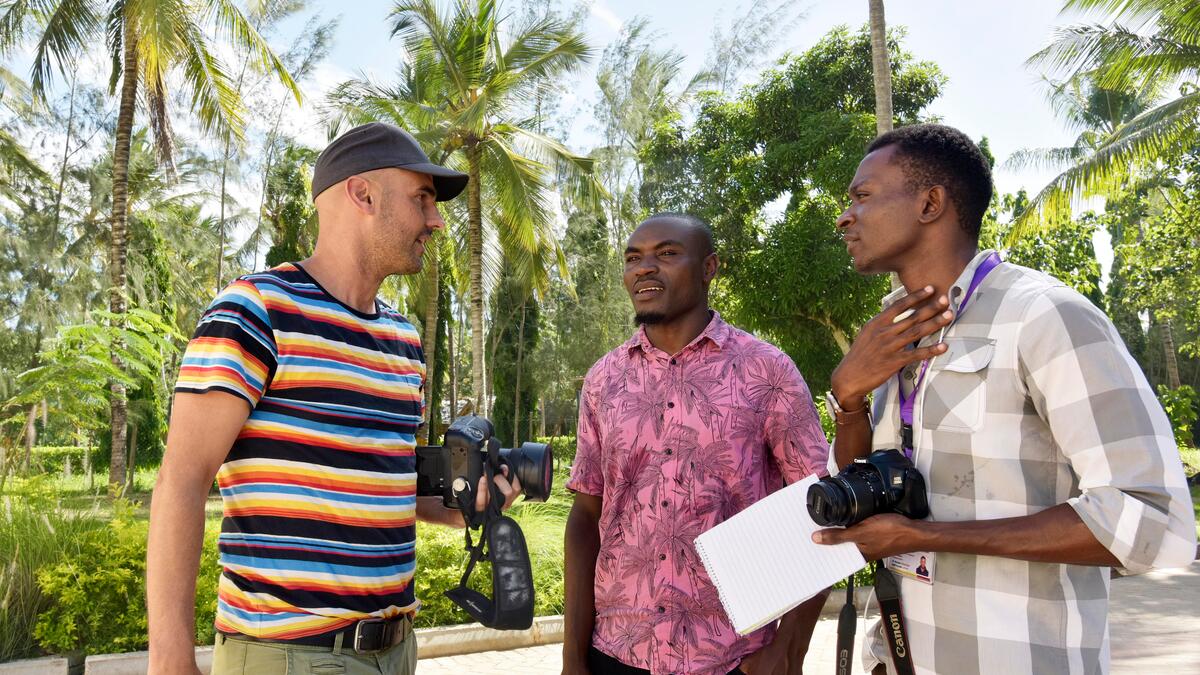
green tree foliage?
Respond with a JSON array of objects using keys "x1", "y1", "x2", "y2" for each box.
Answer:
[
  {"x1": 981, "y1": 191, "x2": 1105, "y2": 309},
  {"x1": 489, "y1": 264, "x2": 541, "y2": 447},
  {"x1": 263, "y1": 143, "x2": 318, "y2": 268},
  {"x1": 641, "y1": 26, "x2": 945, "y2": 390},
  {"x1": 1017, "y1": 0, "x2": 1200, "y2": 233}
]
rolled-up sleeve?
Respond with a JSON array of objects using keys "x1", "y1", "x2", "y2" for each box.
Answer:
[{"x1": 1018, "y1": 287, "x2": 1197, "y2": 572}]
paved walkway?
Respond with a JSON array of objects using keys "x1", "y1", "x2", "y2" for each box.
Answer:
[{"x1": 417, "y1": 562, "x2": 1200, "y2": 674}]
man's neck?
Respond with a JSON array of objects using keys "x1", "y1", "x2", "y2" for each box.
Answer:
[
  {"x1": 643, "y1": 306, "x2": 713, "y2": 356},
  {"x1": 895, "y1": 241, "x2": 979, "y2": 301},
  {"x1": 299, "y1": 249, "x2": 383, "y2": 314}
]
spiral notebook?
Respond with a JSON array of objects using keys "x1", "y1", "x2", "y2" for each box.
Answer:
[{"x1": 693, "y1": 474, "x2": 867, "y2": 635}]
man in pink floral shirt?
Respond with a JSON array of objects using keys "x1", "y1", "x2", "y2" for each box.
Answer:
[{"x1": 563, "y1": 214, "x2": 831, "y2": 675}]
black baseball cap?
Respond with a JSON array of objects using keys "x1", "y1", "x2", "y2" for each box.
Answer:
[{"x1": 311, "y1": 122, "x2": 468, "y2": 202}]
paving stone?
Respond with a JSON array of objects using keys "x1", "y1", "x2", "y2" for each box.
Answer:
[{"x1": 417, "y1": 562, "x2": 1200, "y2": 674}]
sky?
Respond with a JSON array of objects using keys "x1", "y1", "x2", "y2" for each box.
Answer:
[
  {"x1": 5, "y1": 0, "x2": 1113, "y2": 272},
  {"x1": 297, "y1": 0, "x2": 1086, "y2": 197},
  {"x1": 283, "y1": 0, "x2": 1115, "y2": 274}
]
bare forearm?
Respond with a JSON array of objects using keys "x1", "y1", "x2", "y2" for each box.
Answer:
[
  {"x1": 416, "y1": 496, "x2": 466, "y2": 528},
  {"x1": 776, "y1": 590, "x2": 828, "y2": 662},
  {"x1": 146, "y1": 473, "x2": 208, "y2": 669},
  {"x1": 830, "y1": 418, "x2": 871, "y2": 470},
  {"x1": 829, "y1": 380, "x2": 872, "y2": 469},
  {"x1": 915, "y1": 504, "x2": 1119, "y2": 566},
  {"x1": 563, "y1": 503, "x2": 600, "y2": 664}
]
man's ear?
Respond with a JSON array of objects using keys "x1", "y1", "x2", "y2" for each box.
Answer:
[
  {"x1": 344, "y1": 175, "x2": 376, "y2": 215},
  {"x1": 918, "y1": 185, "x2": 947, "y2": 225},
  {"x1": 703, "y1": 252, "x2": 720, "y2": 284}
]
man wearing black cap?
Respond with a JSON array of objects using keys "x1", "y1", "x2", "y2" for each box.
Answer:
[{"x1": 147, "y1": 123, "x2": 520, "y2": 675}]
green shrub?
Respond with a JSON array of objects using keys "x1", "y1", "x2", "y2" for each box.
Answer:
[
  {"x1": 26, "y1": 446, "x2": 100, "y2": 475},
  {"x1": 413, "y1": 495, "x2": 569, "y2": 628},
  {"x1": 1158, "y1": 385, "x2": 1199, "y2": 449},
  {"x1": 30, "y1": 503, "x2": 221, "y2": 656},
  {"x1": 0, "y1": 496, "x2": 106, "y2": 662},
  {"x1": 536, "y1": 435, "x2": 577, "y2": 470}
]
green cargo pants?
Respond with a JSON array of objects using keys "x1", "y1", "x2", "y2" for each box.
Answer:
[{"x1": 211, "y1": 631, "x2": 416, "y2": 675}]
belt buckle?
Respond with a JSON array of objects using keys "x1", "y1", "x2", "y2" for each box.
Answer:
[{"x1": 353, "y1": 618, "x2": 387, "y2": 654}]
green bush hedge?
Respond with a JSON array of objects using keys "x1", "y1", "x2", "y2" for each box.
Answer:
[{"x1": 14, "y1": 446, "x2": 101, "y2": 475}]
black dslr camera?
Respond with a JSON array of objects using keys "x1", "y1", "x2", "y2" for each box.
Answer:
[
  {"x1": 414, "y1": 416, "x2": 553, "y2": 631},
  {"x1": 415, "y1": 415, "x2": 553, "y2": 509},
  {"x1": 806, "y1": 449, "x2": 928, "y2": 527}
]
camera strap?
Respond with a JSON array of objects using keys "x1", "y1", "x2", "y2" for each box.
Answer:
[
  {"x1": 874, "y1": 562, "x2": 916, "y2": 675},
  {"x1": 835, "y1": 575, "x2": 856, "y2": 675},
  {"x1": 444, "y1": 462, "x2": 536, "y2": 630}
]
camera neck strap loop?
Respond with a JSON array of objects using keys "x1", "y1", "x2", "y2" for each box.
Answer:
[
  {"x1": 444, "y1": 461, "x2": 537, "y2": 631},
  {"x1": 834, "y1": 563, "x2": 916, "y2": 675},
  {"x1": 874, "y1": 562, "x2": 916, "y2": 675}
]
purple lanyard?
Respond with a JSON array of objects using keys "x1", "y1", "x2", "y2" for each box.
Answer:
[{"x1": 898, "y1": 252, "x2": 1002, "y2": 440}]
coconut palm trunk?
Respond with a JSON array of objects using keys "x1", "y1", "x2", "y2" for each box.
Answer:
[
  {"x1": 108, "y1": 29, "x2": 139, "y2": 490},
  {"x1": 869, "y1": 0, "x2": 893, "y2": 136},
  {"x1": 512, "y1": 298, "x2": 526, "y2": 447},
  {"x1": 466, "y1": 143, "x2": 486, "y2": 417},
  {"x1": 419, "y1": 248, "x2": 439, "y2": 443}
]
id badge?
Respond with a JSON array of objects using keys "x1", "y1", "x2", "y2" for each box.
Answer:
[{"x1": 887, "y1": 551, "x2": 934, "y2": 585}]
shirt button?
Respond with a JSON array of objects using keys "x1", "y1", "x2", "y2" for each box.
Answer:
[
  {"x1": 657, "y1": 606, "x2": 665, "y2": 613},
  {"x1": 667, "y1": 401, "x2": 675, "y2": 408},
  {"x1": 665, "y1": 448, "x2": 673, "y2": 456},
  {"x1": 670, "y1": 358, "x2": 677, "y2": 365},
  {"x1": 661, "y1": 500, "x2": 669, "y2": 508},
  {"x1": 659, "y1": 553, "x2": 667, "y2": 561}
]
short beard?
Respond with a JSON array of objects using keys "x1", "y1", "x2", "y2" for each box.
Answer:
[{"x1": 634, "y1": 312, "x2": 666, "y2": 325}]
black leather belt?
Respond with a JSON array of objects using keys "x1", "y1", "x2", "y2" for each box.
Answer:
[{"x1": 221, "y1": 614, "x2": 413, "y2": 654}]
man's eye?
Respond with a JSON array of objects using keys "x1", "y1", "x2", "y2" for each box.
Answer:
[{"x1": 660, "y1": 250, "x2": 675, "y2": 256}]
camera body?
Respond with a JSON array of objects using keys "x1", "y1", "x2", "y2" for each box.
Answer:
[
  {"x1": 415, "y1": 415, "x2": 553, "y2": 509},
  {"x1": 806, "y1": 449, "x2": 928, "y2": 527}
]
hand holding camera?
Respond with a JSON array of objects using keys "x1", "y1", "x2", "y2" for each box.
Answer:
[
  {"x1": 829, "y1": 286, "x2": 953, "y2": 408},
  {"x1": 809, "y1": 449, "x2": 930, "y2": 559}
]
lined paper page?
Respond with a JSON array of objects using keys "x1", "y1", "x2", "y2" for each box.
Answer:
[{"x1": 693, "y1": 474, "x2": 867, "y2": 635}]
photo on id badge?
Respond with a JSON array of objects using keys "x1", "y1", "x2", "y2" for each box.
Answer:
[{"x1": 888, "y1": 551, "x2": 933, "y2": 584}]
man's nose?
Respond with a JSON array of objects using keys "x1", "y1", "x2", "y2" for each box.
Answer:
[
  {"x1": 836, "y1": 207, "x2": 853, "y2": 231},
  {"x1": 633, "y1": 257, "x2": 657, "y2": 275},
  {"x1": 427, "y1": 205, "x2": 446, "y2": 231}
]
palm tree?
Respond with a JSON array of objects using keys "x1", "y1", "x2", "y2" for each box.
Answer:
[
  {"x1": 1017, "y1": 0, "x2": 1200, "y2": 235},
  {"x1": 0, "y1": 0, "x2": 301, "y2": 490},
  {"x1": 868, "y1": 0, "x2": 893, "y2": 136},
  {"x1": 328, "y1": 0, "x2": 597, "y2": 418}
]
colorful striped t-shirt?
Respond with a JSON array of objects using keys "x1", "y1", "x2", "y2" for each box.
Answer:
[{"x1": 175, "y1": 263, "x2": 425, "y2": 639}]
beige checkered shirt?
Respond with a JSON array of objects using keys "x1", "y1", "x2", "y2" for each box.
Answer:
[{"x1": 839, "y1": 250, "x2": 1197, "y2": 675}]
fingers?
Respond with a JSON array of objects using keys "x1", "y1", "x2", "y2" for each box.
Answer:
[
  {"x1": 493, "y1": 467, "x2": 518, "y2": 510},
  {"x1": 474, "y1": 475, "x2": 489, "y2": 511},
  {"x1": 898, "y1": 308, "x2": 954, "y2": 343},
  {"x1": 812, "y1": 528, "x2": 849, "y2": 545},
  {"x1": 883, "y1": 286, "x2": 935, "y2": 323}
]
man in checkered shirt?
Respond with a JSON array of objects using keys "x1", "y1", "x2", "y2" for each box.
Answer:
[{"x1": 814, "y1": 123, "x2": 1196, "y2": 675}]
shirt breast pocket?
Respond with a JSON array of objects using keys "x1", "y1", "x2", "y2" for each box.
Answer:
[{"x1": 923, "y1": 337, "x2": 994, "y2": 432}]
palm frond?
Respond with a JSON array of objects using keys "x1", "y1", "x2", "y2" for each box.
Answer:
[
  {"x1": 209, "y1": 0, "x2": 301, "y2": 105},
  {"x1": 178, "y1": 19, "x2": 245, "y2": 144},
  {"x1": 30, "y1": 0, "x2": 100, "y2": 98},
  {"x1": 1009, "y1": 88, "x2": 1200, "y2": 239}
]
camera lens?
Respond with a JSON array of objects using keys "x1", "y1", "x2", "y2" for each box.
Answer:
[
  {"x1": 806, "y1": 470, "x2": 889, "y2": 527},
  {"x1": 807, "y1": 480, "x2": 851, "y2": 526},
  {"x1": 500, "y1": 442, "x2": 554, "y2": 502}
]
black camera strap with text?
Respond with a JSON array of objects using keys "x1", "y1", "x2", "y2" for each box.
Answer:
[
  {"x1": 835, "y1": 562, "x2": 916, "y2": 675},
  {"x1": 444, "y1": 460, "x2": 536, "y2": 630},
  {"x1": 874, "y1": 562, "x2": 916, "y2": 675}
]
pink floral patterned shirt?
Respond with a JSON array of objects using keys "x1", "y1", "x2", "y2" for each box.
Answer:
[{"x1": 567, "y1": 312, "x2": 830, "y2": 675}]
